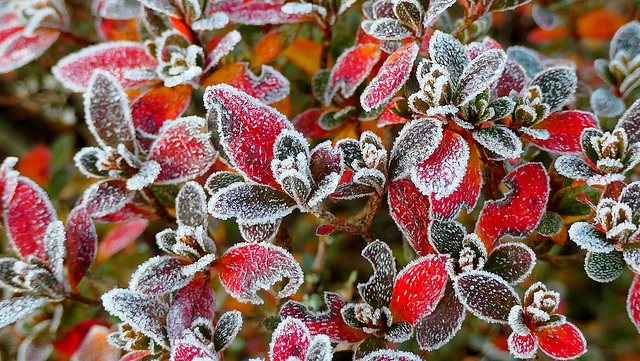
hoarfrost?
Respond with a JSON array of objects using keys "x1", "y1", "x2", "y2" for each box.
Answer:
[
  {"x1": 423, "y1": 0, "x2": 457, "y2": 26},
  {"x1": 389, "y1": 117, "x2": 443, "y2": 179},
  {"x1": 507, "y1": 332, "x2": 538, "y2": 359},
  {"x1": 129, "y1": 256, "x2": 194, "y2": 296},
  {"x1": 429, "y1": 31, "x2": 469, "y2": 86},
  {"x1": 584, "y1": 251, "x2": 624, "y2": 283},
  {"x1": 472, "y1": 126, "x2": 522, "y2": 160},
  {"x1": 269, "y1": 317, "x2": 311, "y2": 361},
  {"x1": 626, "y1": 275, "x2": 640, "y2": 333},
  {"x1": 454, "y1": 270, "x2": 520, "y2": 324},
  {"x1": 138, "y1": 0, "x2": 181, "y2": 17},
  {"x1": 568, "y1": 222, "x2": 614, "y2": 253},
  {"x1": 359, "y1": 349, "x2": 422, "y2": 361},
  {"x1": 176, "y1": 182, "x2": 208, "y2": 230},
  {"x1": 324, "y1": 44, "x2": 381, "y2": 105},
  {"x1": 208, "y1": 182, "x2": 295, "y2": 223},
  {"x1": 238, "y1": 219, "x2": 281, "y2": 243},
  {"x1": 415, "y1": 282, "x2": 465, "y2": 350},
  {"x1": 213, "y1": 310, "x2": 243, "y2": 351},
  {"x1": 531, "y1": 67, "x2": 577, "y2": 111},
  {"x1": 80, "y1": 180, "x2": 134, "y2": 218},
  {"x1": 203, "y1": 30, "x2": 241, "y2": 73},
  {"x1": 624, "y1": 247, "x2": 640, "y2": 274},
  {"x1": 610, "y1": 21, "x2": 640, "y2": 61},
  {"x1": 281, "y1": 2, "x2": 327, "y2": 18},
  {"x1": 191, "y1": 13, "x2": 230, "y2": 31},
  {"x1": 304, "y1": 334, "x2": 333, "y2": 361},
  {"x1": 0, "y1": 296, "x2": 48, "y2": 329},
  {"x1": 43, "y1": 221, "x2": 66, "y2": 282},
  {"x1": 554, "y1": 155, "x2": 596, "y2": 180},
  {"x1": 484, "y1": 243, "x2": 536, "y2": 284},
  {"x1": 455, "y1": 49, "x2": 507, "y2": 107},
  {"x1": 616, "y1": 98, "x2": 640, "y2": 144},
  {"x1": 358, "y1": 240, "x2": 397, "y2": 309},
  {"x1": 361, "y1": 18, "x2": 411, "y2": 41},
  {"x1": 591, "y1": 88, "x2": 625, "y2": 118},
  {"x1": 126, "y1": 160, "x2": 161, "y2": 190}
]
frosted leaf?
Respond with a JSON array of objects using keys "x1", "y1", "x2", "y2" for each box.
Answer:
[
  {"x1": 213, "y1": 310, "x2": 243, "y2": 351},
  {"x1": 454, "y1": 270, "x2": 520, "y2": 324},
  {"x1": 616, "y1": 98, "x2": 640, "y2": 144},
  {"x1": 415, "y1": 282, "x2": 465, "y2": 350},
  {"x1": 216, "y1": 242, "x2": 303, "y2": 304},
  {"x1": 554, "y1": 155, "x2": 596, "y2": 180},
  {"x1": 591, "y1": 88, "x2": 625, "y2": 118},
  {"x1": 307, "y1": 171, "x2": 341, "y2": 208},
  {"x1": 428, "y1": 221, "x2": 465, "y2": 256},
  {"x1": 361, "y1": 18, "x2": 411, "y2": 41},
  {"x1": 0, "y1": 157, "x2": 19, "y2": 210},
  {"x1": 531, "y1": 67, "x2": 577, "y2": 111},
  {"x1": 126, "y1": 160, "x2": 161, "y2": 190},
  {"x1": 309, "y1": 140, "x2": 343, "y2": 183},
  {"x1": 412, "y1": 130, "x2": 470, "y2": 199},
  {"x1": 429, "y1": 31, "x2": 469, "y2": 86},
  {"x1": 98, "y1": 0, "x2": 141, "y2": 19},
  {"x1": 73, "y1": 147, "x2": 109, "y2": 178},
  {"x1": 0, "y1": 258, "x2": 28, "y2": 291},
  {"x1": 536, "y1": 322, "x2": 587, "y2": 360},
  {"x1": 455, "y1": 49, "x2": 507, "y2": 107},
  {"x1": 627, "y1": 275, "x2": 640, "y2": 333},
  {"x1": 324, "y1": 43, "x2": 381, "y2": 105},
  {"x1": 423, "y1": 0, "x2": 456, "y2": 26},
  {"x1": 507, "y1": 331, "x2": 537, "y2": 359},
  {"x1": 176, "y1": 182, "x2": 208, "y2": 229},
  {"x1": 389, "y1": 117, "x2": 443, "y2": 179},
  {"x1": 507, "y1": 46, "x2": 544, "y2": 79},
  {"x1": 65, "y1": 207, "x2": 98, "y2": 288},
  {"x1": 191, "y1": 13, "x2": 230, "y2": 31},
  {"x1": 584, "y1": 250, "x2": 624, "y2": 283},
  {"x1": 0, "y1": 28, "x2": 59, "y2": 75},
  {"x1": 388, "y1": 179, "x2": 434, "y2": 256},
  {"x1": 238, "y1": 219, "x2": 281, "y2": 243},
  {"x1": 331, "y1": 182, "x2": 376, "y2": 200},
  {"x1": 206, "y1": 0, "x2": 314, "y2": 25},
  {"x1": 621, "y1": 181, "x2": 640, "y2": 216},
  {"x1": 484, "y1": 243, "x2": 536, "y2": 284},
  {"x1": 0, "y1": 296, "x2": 48, "y2": 329},
  {"x1": 359, "y1": 349, "x2": 422, "y2": 361},
  {"x1": 610, "y1": 21, "x2": 640, "y2": 61},
  {"x1": 338, "y1": 0, "x2": 357, "y2": 14},
  {"x1": 490, "y1": 0, "x2": 534, "y2": 12},
  {"x1": 43, "y1": 221, "x2": 66, "y2": 283},
  {"x1": 568, "y1": 222, "x2": 614, "y2": 253},
  {"x1": 167, "y1": 278, "x2": 216, "y2": 342},
  {"x1": 269, "y1": 317, "x2": 311, "y2": 361},
  {"x1": 53, "y1": 42, "x2": 158, "y2": 92},
  {"x1": 101, "y1": 289, "x2": 169, "y2": 349},
  {"x1": 388, "y1": 254, "x2": 449, "y2": 324},
  {"x1": 472, "y1": 126, "x2": 522, "y2": 160},
  {"x1": 384, "y1": 322, "x2": 413, "y2": 343},
  {"x1": 281, "y1": 2, "x2": 327, "y2": 18},
  {"x1": 129, "y1": 256, "x2": 194, "y2": 296},
  {"x1": 80, "y1": 180, "x2": 134, "y2": 218},
  {"x1": 139, "y1": 0, "x2": 181, "y2": 16},
  {"x1": 361, "y1": 42, "x2": 419, "y2": 112},
  {"x1": 171, "y1": 336, "x2": 219, "y2": 361},
  {"x1": 536, "y1": 211, "x2": 563, "y2": 237},
  {"x1": 358, "y1": 240, "x2": 397, "y2": 309},
  {"x1": 494, "y1": 60, "x2": 528, "y2": 98},
  {"x1": 203, "y1": 30, "x2": 241, "y2": 73},
  {"x1": 624, "y1": 245, "x2": 640, "y2": 274},
  {"x1": 205, "y1": 171, "x2": 244, "y2": 195},
  {"x1": 208, "y1": 182, "x2": 295, "y2": 224},
  {"x1": 304, "y1": 334, "x2": 332, "y2": 361}
]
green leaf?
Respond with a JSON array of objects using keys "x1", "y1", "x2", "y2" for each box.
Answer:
[
  {"x1": 556, "y1": 185, "x2": 601, "y2": 216},
  {"x1": 536, "y1": 212, "x2": 564, "y2": 237}
]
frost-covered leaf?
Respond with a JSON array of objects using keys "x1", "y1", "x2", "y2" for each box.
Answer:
[
  {"x1": 80, "y1": 180, "x2": 134, "y2": 219},
  {"x1": 388, "y1": 179, "x2": 434, "y2": 256},
  {"x1": 4, "y1": 176, "x2": 57, "y2": 262},
  {"x1": 101, "y1": 289, "x2": 169, "y2": 348},
  {"x1": 213, "y1": 310, "x2": 242, "y2": 351},
  {"x1": 53, "y1": 42, "x2": 158, "y2": 92},
  {"x1": 279, "y1": 292, "x2": 367, "y2": 343},
  {"x1": 423, "y1": 0, "x2": 457, "y2": 26},
  {"x1": 389, "y1": 255, "x2": 449, "y2": 324},
  {"x1": 359, "y1": 349, "x2": 423, "y2": 361},
  {"x1": 554, "y1": 155, "x2": 597, "y2": 180},
  {"x1": 208, "y1": 182, "x2": 295, "y2": 224},
  {"x1": 473, "y1": 126, "x2": 522, "y2": 160},
  {"x1": 204, "y1": 84, "x2": 293, "y2": 188},
  {"x1": 203, "y1": 63, "x2": 290, "y2": 105},
  {"x1": 0, "y1": 296, "x2": 48, "y2": 329},
  {"x1": 507, "y1": 331, "x2": 537, "y2": 359},
  {"x1": 358, "y1": 240, "x2": 397, "y2": 309},
  {"x1": 126, "y1": 161, "x2": 161, "y2": 191},
  {"x1": 490, "y1": 0, "x2": 533, "y2": 12},
  {"x1": 628, "y1": 275, "x2": 640, "y2": 333},
  {"x1": 361, "y1": 42, "x2": 418, "y2": 112},
  {"x1": 84, "y1": 70, "x2": 136, "y2": 151},
  {"x1": 476, "y1": 163, "x2": 549, "y2": 252},
  {"x1": 171, "y1": 337, "x2": 218, "y2": 361},
  {"x1": 148, "y1": 117, "x2": 216, "y2": 184},
  {"x1": 484, "y1": 243, "x2": 536, "y2": 284},
  {"x1": 591, "y1": 88, "x2": 625, "y2": 118},
  {"x1": 139, "y1": 0, "x2": 181, "y2": 17},
  {"x1": 454, "y1": 270, "x2": 520, "y2": 323},
  {"x1": 616, "y1": 98, "x2": 640, "y2": 144},
  {"x1": 415, "y1": 282, "x2": 465, "y2": 350},
  {"x1": 429, "y1": 31, "x2": 469, "y2": 86},
  {"x1": 0, "y1": 28, "x2": 59, "y2": 74},
  {"x1": 568, "y1": 222, "x2": 614, "y2": 253},
  {"x1": 610, "y1": 21, "x2": 640, "y2": 60},
  {"x1": 129, "y1": 256, "x2": 194, "y2": 296},
  {"x1": 584, "y1": 250, "x2": 624, "y2": 283},
  {"x1": 361, "y1": 18, "x2": 411, "y2": 41},
  {"x1": 455, "y1": 49, "x2": 506, "y2": 107},
  {"x1": 167, "y1": 278, "x2": 216, "y2": 341},
  {"x1": 536, "y1": 212, "x2": 563, "y2": 237},
  {"x1": 239, "y1": 220, "x2": 281, "y2": 243},
  {"x1": 325, "y1": 44, "x2": 381, "y2": 105},
  {"x1": 215, "y1": 242, "x2": 303, "y2": 304},
  {"x1": 524, "y1": 111, "x2": 598, "y2": 154},
  {"x1": 494, "y1": 60, "x2": 528, "y2": 98},
  {"x1": 389, "y1": 117, "x2": 443, "y2": 179},
  {"x1": 131, "y1": 85, "x2": 192, "y2": 138},
  {"x1": 412, "y1": 130, "x2": 469, "y2": 199},
  {"x1": 65, "y1": 207, "x2": 97, "y2": 288},
  {"x1": 176, "y1": 182, "x2": 207, "y2": 229},
  {"x1": 206, "y1": 0, "x2": 314, "y2": 25},
  {"x1": 428, "y1": 220, "x2": 465, "y2": 256},
  {"x1": 531, "y1": 67, "x2": 577, "y2": 111},
  {"x1": 507, "y1": 46, "x2": 544, "y2": 79},
  {"x1": 269, "y1": 317, "x2": 310, "y2": 361},
  {"x1": 42, "y1": 221, "x2": 65, "y2": 283},
  {"x1": 535, "y1": 322, "x2": 587, "y2": 360},
  {"x1": 623, "y1": 244, "x2": 640, "y2": 274}
]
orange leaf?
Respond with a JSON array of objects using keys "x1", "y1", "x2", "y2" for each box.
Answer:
[
  {"x1": 577, "y1": 9, "x2": 627, "y2": 41},
  {"x1": 251, "y1": 26, "x2": 299, "y2": 69},
  {"x1": 97, "y1": 18, "x2": 140, "y2": 41},
  {"x1": 282, "y1": 38, "x2": 321, "y2": 75},
  {"x1": 527, "y1": 27, "x2": 570, "y2": 43},
  {"x1": 70, "y1": 325, "x2": 120, "y2": 361},
  {"x1": 17, "y1": 144, "x2": 52, "y2": 186}
]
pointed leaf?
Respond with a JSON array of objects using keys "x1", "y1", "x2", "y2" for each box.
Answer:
[
  {"x1": 358, "y1": 240, "x2": 397, "y2": 309},
  {"x1": 129, "y1": 256, "x2": 194, "y2": 296},
  {"x1": 167, "y1": 278, "x2": 216, "y2": 341},
  {"x1": 389, "y1": 117, "x2": 443, "y2": 179},
  {"x1": 484, "y1": 243, "x2": 536, "y2": 284},
  {"x1": 389, "y1": 255, "x2": 449, "y2": 324},
  {"x1": 213, "y1": 310, "x2": 243, "y2": 351},
  {"x1": 96, "y1": 219, "x2": 149, "y2": 263},
  {"x1": 554, "y1": 155, "x2": 597, "y2": 180},
  {"x1": 208, "y1": 182, "x2": 295, "y2": 224},
  {"x1": 65, "y1": 207, "x2": 98, "y2": 288},
  {"x1": 476, "y1": 163, "x2": 550, "y2": 252},
  {"x1": 80, "y1": 180, "x2": 135, "y2": 218},
  {"x1": 473, "y1": 126, "x2": 522, "y2": 160},
  {"x1": 325, "y1": 44, "x2": 381, "y2": 105},
  {"x1": 388, "y1": 179, "x2": 434, "y2": 256},
  {"x1": 494, "y1": 60, "x2": 527, "y2": 98},
  {"x1": 171, "y1": 337, "x2": 218, "y2": 361},
  {"x1": 215, "y1": 242, "x2": 303, "y2": 304},
  {"x1": 415, "y1": 282, "x2": 465, "y2": 350},
  {"x1": 535, "y1": 322, "x2": 587, "y2": 360},
  {"x1": 531, "y1": 67, "x2": 577, "y2": 111},
  {"x1": 53, "y1": 42, "x2": 158, "y2": 92},
  {"x1": 454, "y1": 270, "x2": 520, "y2": 324},
  {"x1": 428, "y1": 31, "x2": 469, "y2": 86},
  {"x1": 525, "y1": 111, "x2": 598, "y2": 154},
  {"x1": 455, "y1": 49, "x2": 507, "y2": 107},
  {"x1": 202, "y1": 63, "x2": 290, "y2": 105},
  {"x1": 424, "y1": 0, "x2": 457, "y2": 26}
]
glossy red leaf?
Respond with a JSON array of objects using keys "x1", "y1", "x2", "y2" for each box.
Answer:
[
  {"x1": 202, "y1": 63, "x2": 290, "y2": 104},
  {"x1": 53, "y1": 42, "x2": 158, "y2": 92},
  {"x1": 388, "y1": 254, "x2": 449, "y2": 324},
  {"x1": 96, "y1": 219, "x2": 148, "y2": 263},
  {"x1": 316, "y1": 224, "x2": 337, "y2": 236},
  {"x1": 214, "y1": 242, "x2": 303, "y2": 304},
  {"x1": 131, "y1": 85, "x2": 192, "y2": 137},
  {"x1": 361, "y1": 42, "x2": 419, "y2": 112},
  {"x1": 388, "y1": 179, "x2": 434, "y2": 256},
  {"x1": 524, "y1": 111, "x2": 599, "y2": 154},
  {"x1": 4, "y1": 176, "x2": 57, "y2": 262},
  {"x1": 269, "y1": 318, "x2": 311, "y2": 361},
  {"x1": 325, "y1": 44, "x2": 382, "y2": 105},
  {"x1": 206, "y1": 0, "x2": 314, "y2": 25},
  {"x1": 65, "y1": 207, "x2": 98, "y2": 288},
  {"x1": 204, "y1": 84, "x2": 293, "y2": 188},
  {"x1": 16, "y1": 145, "x2": 52, "y2": 186},
  {"x1": 52, "y1": 319, "x2": 111, "y2": 357},
  {"x1": 476, "y1": 163, "x2": 549, "y2": 252},
  {"x1": 148, "y1": 117, "x2": 217, "y2": 184},
  {"x1": 377, "y1": 98, "x2": 410, "y2": 127},
  {"x1": 292, "y1": 108, "x2": 339, "y2": 139},
  {"x1": 535, "y1": 322, "x2": 587, "y2": 359},
  {"x1": 627, "y1": 275, "x2": 640, "y2": 333},
  {"x1": 0, "y1": 28, "x2": 59, "y2": 74},
  {"x1": 279, "y1": 292, "x2": 368, "y2": 343},
  {"x1": 167, "y1": 278, "x2": 216, "y2": 341}
]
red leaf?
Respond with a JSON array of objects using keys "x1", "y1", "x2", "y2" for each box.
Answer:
[
  {"x1": 96, "y1": 219, "x2": 148, "y2": 263},
  {"x1": 131, "y1": 85, "x2": 192, "y2": 137},
  {"x1": 293, "y1": 108, "x2": 339, "y2": 139},
  {"x1": 279, "y1": 292, "x2": 368, "y2": 343},
  {"x1": 201, "y1": 62, "x2": 289, "y2": 104},
  {"x1": 524, "y1": 111, "x2": 599, "y2": 154},
  {"x1": 0, "y1": 28, "x2": 59, "y2": 73},
  {"x1": 388, "y1": 254, "x2": 449, "y2": 324},
  {"x1": 17, "y1": 145, "x2": 52, "y2": 186},
  {"x1": 214, "y1": 242, "x2": 303, "y2": 304},
  {"x1": 325, "y1": 44, "x2": 382, "y2": 105},
  {"x1": 119, "y1": 351, "x2": 151, "y2": 361},
  {"x1": 627, "y1": 275, "x2": 640, "y2": 333},
  {"x1": 80, "y1": 180, "x2": 135, "y2": 218},
  {"x1": 388, "y1": 178, "x2": 434, "y2": 256},
  {"x1": 94, "y1": 203, "x2": 156, "y2": 223},
  {"x1": 507, "y1": 331, "x2": 537, "y2": 359},
  {"x1": 0, "y1": 157, "x2": 19, "y2": 212},
  {"x1": 494, "y1": 60, "x2": 527, "y2": 98},
  {"x1": 269, "y1": 318, "x2": 311, "y2": 361},
  {"x1": 476, "y1": 163, "x2": 549, "y2": 252},
  {"x1": 204, "y1": 84, "x2": 293, "y2": 188},
  {"x1": 206, "y1": 0, "x2": 314, "y2": 25},
  {"x1": 167, "y1": 278, "x2": 216, "y2": 341},
  {"x1": 172, "y1": 338, "x2": 218, "y2": 361},
  {"x1": 535, "y1": 322, "x2": 587, "y2": 359},
  {"x1": 377, "y1": 98, "x2": 410, "y2": 127},
  {"x1": 4, "y1": 176, "x2": 57, "y2": 262},
  {"x1": 70, "y1": 325, "x2": 120, "y2": 361},
  {"x1": 148, "y1": 118, "x2": 217, "y2": 184},
  {"x1": 316, "y1": 224, "x2": 336, "y2": 236},
  {"x1": 52, "y1": 319, "x2": 111, "y2": 356},
  {"x1": 53, "y1": 42, "x2": 158, "y2": 92},
  {"x1": 361, "y1": 42, "x2": 419, "y2": 112},
  {"x1": 65, "y1": 207, "x2": 98, "y2": 288}
]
